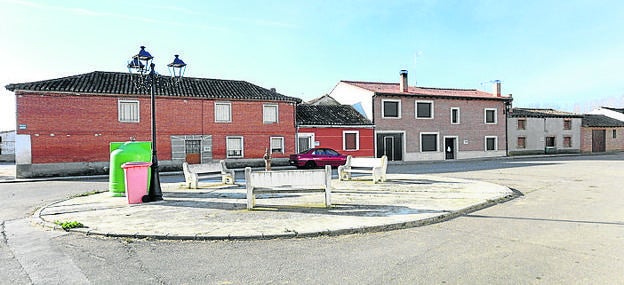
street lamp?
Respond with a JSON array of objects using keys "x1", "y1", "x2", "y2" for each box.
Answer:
[{"x1": 127, "y1": 46, "x2": 187, "y2": 202}]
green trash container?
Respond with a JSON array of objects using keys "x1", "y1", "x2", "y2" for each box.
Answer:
[{"x1": 109, "y1": 141, "x2": 152, "y2": 197}]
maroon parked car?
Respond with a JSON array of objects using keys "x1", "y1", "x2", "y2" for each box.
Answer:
[{"x1": 289, "y1": 148, "x2": 347, "y2": 169}]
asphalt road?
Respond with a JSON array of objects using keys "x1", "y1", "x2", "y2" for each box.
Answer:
[{"x1": 1, "y1": 154, "x2": 622, "y2": 284}]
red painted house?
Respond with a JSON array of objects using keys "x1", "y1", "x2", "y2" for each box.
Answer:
[
  {"x1": 5, "y1": 71, "x2": 300, "y2": 178},
  {"x1": 296, "y1": 95, "x2": 374, "y2": 157}
]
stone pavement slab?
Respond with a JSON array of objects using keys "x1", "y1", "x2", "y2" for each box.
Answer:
[{"x1": 34, "y1": 174, "x2": 516, "y2": 240}]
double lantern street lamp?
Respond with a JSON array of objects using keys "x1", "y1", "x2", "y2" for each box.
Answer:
[{"x1": 127, "y1": 46, "x2": 187, "y2": 202}]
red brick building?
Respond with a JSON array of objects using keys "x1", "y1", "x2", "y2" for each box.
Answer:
[
  {"x1": 5, "y1": 71, "x2": 300, "y2": 178},
  {"x1": 580, "y1": 114, "x2": 624, "y2": 153},
  {"x1": 330, "y1": 70, "x2": 513, "y2": 161},
  {"x1": 296, "y1": 95, "x2": 374, "y2": 157}
]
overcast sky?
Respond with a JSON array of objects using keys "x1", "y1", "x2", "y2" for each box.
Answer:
[{"x1": 2, "y1": 0, "x2": 623, "y2": 131}]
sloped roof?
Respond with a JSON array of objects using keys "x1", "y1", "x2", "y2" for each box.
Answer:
[
  {"x1": 297, "y1": 104, "x2": 373, "y2": 126},
  {"x1": 5, "y1": 71, "x2": 301, "y2": 103},
  {"x1": 341, "y1": 80, "x2": 510, "y2": 101},
  {"x1": 306, "y1": 94, "x2": 341, "y2": 105},
  {"x1": 582, "y1": 114, "x2": 624, "y2": 127},
  {"x1": 603, "y1": 107, "x2": 624, "y2": 114},
  {"x1": 510, "y1": 108, "x2": 583, "y2": 118}
]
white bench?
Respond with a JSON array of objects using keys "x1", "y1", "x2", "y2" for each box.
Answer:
[
  {"x1": 182, "y1": 160, "x2": 235, "y2": 189},
  {"x1": 337, "y1": 155, "x2": 388, "y2": 183},
  {"x1": 245, "y1": 165, "x2": 332, "y2": 210}
]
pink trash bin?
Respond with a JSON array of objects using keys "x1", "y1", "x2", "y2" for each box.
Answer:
[{"x1": 121, "y1": 162, "x2": 152, "y2": 204}]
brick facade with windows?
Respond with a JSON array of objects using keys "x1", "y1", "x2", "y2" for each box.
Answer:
[
  {"x1": 330, "y1": 71, "x2": 512, "y2": 161},
  {"x1": 6, "y1": 71, "x2": 299, "y2": 178},
  {"x1": 296, "y1": 97, "x2": 374, "y2": 157}
]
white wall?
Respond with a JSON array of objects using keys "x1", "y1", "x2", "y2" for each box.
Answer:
[
  {"x1": 329, "y1": 82, "x2": 375, "y2": 120},
  {"x1": 589, "y1": 108, "x2": 624, "y2": 122}
]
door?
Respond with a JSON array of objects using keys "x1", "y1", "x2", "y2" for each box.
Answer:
[
  {"x1": 445, "y1": 138, "x2": 456, "y2": 159},
  {"x1": 592, "y1": 130, "x2": 606, "y2": 152},
  {"x1": 376, "y1": 133, "x2": 403, "y2": 161},
  {"x1": 185, "y1": 140, "x2": 201, "y2": 164}
]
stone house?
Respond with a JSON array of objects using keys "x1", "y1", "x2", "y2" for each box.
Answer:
[{"x1": 507, "y1": 108, "x2": 583, "y2": 155}]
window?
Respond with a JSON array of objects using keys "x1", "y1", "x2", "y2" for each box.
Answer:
[
  {"x1": 226, "y1": 136, "x2": 243, "y2": 158},
  {"x1": 297, "y1": 133, "x2": 314, "y2": 152},
  {"x1": 517, "y1": 119, "x2": 526, "y2": 130},
  {"x1": 517, "y1": 137, "x2": 526, "y2": 149},
  {"x1": 270, "y1": 137, "x2": 284, "y2": 153},
  {"x1": 563, "y1": 136, "x2": 572, "y2": 148},
  {"x1": 563, "y1": 119, "x2": 572, "y2": 130},
  {"x1": 382, "y1": 100, "x2": 400, "y2": 118},
  {"x1": 451, "y1": 108, "x2": 460, "y2": 124},
  {"x1": 415, "y1": 101, "x2": 433, "y2": 119},
  {"x1": 421, "y1": 133, "x2": 438, "y2": 152},
  {"x1": 545, "y1": 136, "x2": 556, "y2": 147},
  {"x1": 118, "y1": 100, "x2": 139, "y2": 123},
  {"x1": 613, "y1": 130, "x2": 617, "y2": 139},
  {"x1": 485, "y1": 109, "x2": 497, "y2": 124},
  {"x1": 486, "y1": 136, "x2": 497, "y2": 151},
  {"x1": 343, "y1": 131, "x2": 359, "y2": 151},
  {"x1": 215, "y1": 102, "x2": 232, "y2": 122},
  {"x1": 263, "y1": 104, "x2": 278, "y2": 124}
]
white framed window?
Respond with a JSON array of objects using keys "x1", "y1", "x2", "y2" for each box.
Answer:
[
  {"x1": 420, "y1": 132, "x2": 439, "y2": 152},
  {"x1": 263, "y1": 104, "x2": 279, "y2": 124},
  {"x1": 415, "y1": 100, "x2": 434, "y2": 119},
  {"x1": 215, "y1": 102, "x2": 232, "y2": 122},
  {"x1": 485, "y1": 108, "x2": 497, "y2": 124},
  {"x1": 118, "y1": 100, "x2": 140, "y2": 123},
  {"x1": 382, "y1": 99, "x2": 401, "y2": 118},
  {"x1": 270, "y1": 136, "x2": 284, "y2": 153},
  {"x1": 485, "y1": 136, "x2": 498, "y2": 151},
  {"x1": 226, "y1": 136, "x2": 244, "y2": 158},
  {"x1": 343, "y1": 131, "x2": 359, "y2": 151},
  {"x1": 297, "y1": 133, "x2": 315, "y2": 152},
  {"x1": 450, "y1": 107, "x2": 460, "y2": 124}
]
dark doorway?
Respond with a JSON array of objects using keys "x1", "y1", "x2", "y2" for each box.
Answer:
[
  {"x1": 445, "y1": 137, "x2": 456, "y2": 160},
  {"x1": 185, "y1": 140, "x2": 201, "y2": 164},
  {"x1": 376, "y1": 133, "x2": 403, "y2": 161},
  {"x1": 592, "y1": 130, "x2": 606, "y2": 152}
]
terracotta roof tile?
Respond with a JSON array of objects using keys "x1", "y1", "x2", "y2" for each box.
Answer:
[{"x1": 342, "y1": 80, "x2": 508, "y2": 100}]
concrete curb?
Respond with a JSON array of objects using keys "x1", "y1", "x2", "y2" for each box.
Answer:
[{"x1": 34, "y1": 187, "x2": 522, "y2": 241}]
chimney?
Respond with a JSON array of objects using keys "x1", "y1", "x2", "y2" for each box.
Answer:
[
  {"x1": 400, "y1": 70, "x2": 408, "y2": 92},
  {"x1": 493, "y1": 80, "x2": 501, "y2": 97}
]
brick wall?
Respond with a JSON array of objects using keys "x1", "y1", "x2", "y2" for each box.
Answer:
[
  {"x1": 581, "y1": 127, "x2": 624, "y2": 153},
  {"x1": 374, "y1": 95, "x2": 507, "y2": 159},
  {"x1": 298, "y1": 127, "x2": 375, "y2": 157},
  {"x1": 16, "y1": 92, "x2": 296, "y2": 164}
]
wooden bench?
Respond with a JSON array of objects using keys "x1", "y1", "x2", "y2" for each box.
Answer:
[
  {"x1": 182, "y1": 160, "x2": 235, "y2": 189},
  {"x1": 337, "y1": 155, "x2": 388, "y2": 183},
  {"x1": 245, "y1": 165, "x2": 332, "y2": 210}
]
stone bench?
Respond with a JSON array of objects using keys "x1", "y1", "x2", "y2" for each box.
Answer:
[
  {"x1": 337, "y1": 155, "x2": 388, "y2": 183},
  {"x1": 182, "y1": 160, "x2": 235, "y2": 189},
  {"x1": 245, "y1": 165, "x2": 332, "y2": 210}
]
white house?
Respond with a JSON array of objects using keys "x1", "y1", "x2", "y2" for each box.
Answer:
[{"x1": 0, "y1": 130, "x2": 16, "y2": 162}]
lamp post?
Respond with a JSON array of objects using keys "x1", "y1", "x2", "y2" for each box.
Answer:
[{"x1": 127, "y1": 46, "x2": 187, "y2": 202}]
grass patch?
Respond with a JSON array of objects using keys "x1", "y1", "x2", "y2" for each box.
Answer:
[
  {"x1": 70, "y1": 190, "x2": 102, "y2": 198},
  {"x1": 54, "y1": 220, "x2": 85, "y2": 230}
]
